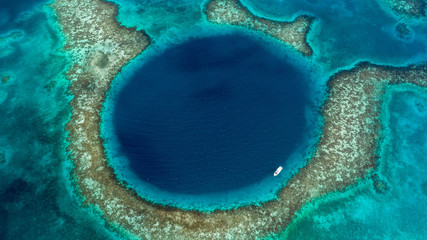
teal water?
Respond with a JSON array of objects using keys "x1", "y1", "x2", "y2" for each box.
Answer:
[
  {"x1": 241, "y1": 0, "x2": 427, "y2": 72},
  {"x1": 1, "y1": 0, "x2": 427, "y2": 239},
  {"x1": 278, "y1": 86, "x2": 427, "y2": 240},
  {"x1": 109, "y1": 0, "x2": 427, "y2": 73},
  {"x1": 0, "y1": 2, "x2": 121, "y2": 239}
]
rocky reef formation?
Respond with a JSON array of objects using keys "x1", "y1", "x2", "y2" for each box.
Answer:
[
  {"x1": 204, "y1": 0, "x2": 315, "y2": 56},
  {"x1": 395, "y1": 22, "x2": 413, "y2": 40},
  {"x1": 1, "y1": 75, "x2": 10, "y2": 84},
  {"x1": 380, "y1": 0, "x2": 426, "y2": 18}
]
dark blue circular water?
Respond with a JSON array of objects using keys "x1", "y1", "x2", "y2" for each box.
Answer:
[{"x1": 113, "y1": 33, "x2": 309, "y2": 195}]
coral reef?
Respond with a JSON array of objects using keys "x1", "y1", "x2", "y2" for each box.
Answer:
[
  {"x1": 204, "y1": 0, "x2": 315, "y2": 56},
  {"x1": 395, "y1": 22, "x2": 412, "y2": 40},
  {"x1": 380, "y1": 0, "x2": 426, "y2": 18},
  {"x1": 1, "y1": 75, "x2": 10, "y2": 84}
]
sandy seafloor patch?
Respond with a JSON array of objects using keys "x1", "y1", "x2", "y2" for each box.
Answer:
[{"x1": 0, "y1": 0, "x2": 426, "y2": 239}]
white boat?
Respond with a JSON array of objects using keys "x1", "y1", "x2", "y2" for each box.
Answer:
[{"x1": 274, "y1": 166, "x2": 283, "y2": 176}]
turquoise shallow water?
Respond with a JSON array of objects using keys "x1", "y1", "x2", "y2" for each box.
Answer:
[
  {"x1": 278, "y1": 86, "x2": 427, "y2": 240},
  {"x1": 0, "y1": 2, "x2": 122, "y2": 239},
  {"x1": 241, "y1": 0, "x2": 427, "y2": 72},
  {"x1": 0, "y1": 0, "x2": 427, "y2": 239},
  {"x1": 109, "y1": 0, "x2": 427, "y2": 73}
]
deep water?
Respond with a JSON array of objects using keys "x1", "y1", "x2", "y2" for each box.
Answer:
[{"x1": 112, "y1": 33, "x2": 310, "y2": 195}]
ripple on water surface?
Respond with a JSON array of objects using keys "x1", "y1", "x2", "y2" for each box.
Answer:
[{"x1": 106, "y1": 32, "x2": 314, "y2": 211}]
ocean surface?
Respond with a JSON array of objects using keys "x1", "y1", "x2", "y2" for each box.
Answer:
[
  {"x1": 0, "y1": 0, "x2": 427, "y2": 239},
  {"x1": 107, "y1": 33, "x2": 313, "y2": 209}
]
